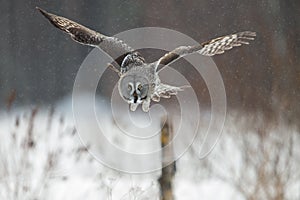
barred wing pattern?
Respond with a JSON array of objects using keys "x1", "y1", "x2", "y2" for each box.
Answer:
[
  {"x1": 199, "y1": 31, "x2": 256, "y2": 56},
  {"x1": 152, "y1": 84, "x2": 190, "y2": 102},
  {"x1": 37, "y1": 7, "x2": 135, "y2": 65},
  {"x1": 157, "y1": 31, "x2": 256, "y2": 67}
]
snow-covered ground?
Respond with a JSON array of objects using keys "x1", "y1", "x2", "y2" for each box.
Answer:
[{"x1": 0, "y1": 96, "x2": 299, "y2": 200}]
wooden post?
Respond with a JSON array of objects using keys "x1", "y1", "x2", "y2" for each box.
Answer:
[{"x1": 158, "y1": 118, "x2": 176, "y2": 200}]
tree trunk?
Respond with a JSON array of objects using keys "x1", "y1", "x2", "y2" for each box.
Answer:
[{"x1": 158, "y1": 118, "x2": 176, "y2": 200}]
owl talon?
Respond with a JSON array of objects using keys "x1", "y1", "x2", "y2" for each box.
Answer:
[
  {"x1": 130, "y1": 103, "x2": 138, "y2": 111},
  {"x1": 142, "y1": 99, "x2": 151, "y2": 112}
]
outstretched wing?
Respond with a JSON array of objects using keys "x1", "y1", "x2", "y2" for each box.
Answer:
[
  {"x1": 37, "y1": 7, "x2": 136, "y2": 66},
  {"x1": 157, "y1": 31, "x2": 256, "y2": 67}
]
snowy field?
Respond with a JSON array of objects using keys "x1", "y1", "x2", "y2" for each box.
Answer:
[{"x1": 0, "y1": 96, "x2": 299, "y2": 200}]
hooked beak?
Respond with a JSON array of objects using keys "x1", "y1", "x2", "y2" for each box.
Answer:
[{"x1": 133, "y1": 91, "x2": 138, "y2": 103}]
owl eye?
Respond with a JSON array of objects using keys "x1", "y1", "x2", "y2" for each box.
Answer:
[
  {"x1": 128, "y1": 83, "x2": 133, "y2": 91},
  {"x1": 137, "y1": 84, "x2": 143, "y2": 91}
]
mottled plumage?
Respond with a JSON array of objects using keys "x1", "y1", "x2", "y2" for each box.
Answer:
[{"x1": 37, "y1": 7, "x2": 256, "y2": 112}]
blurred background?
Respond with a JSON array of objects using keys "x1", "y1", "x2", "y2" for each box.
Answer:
[
  {"x1": 1, "y1": 0, "x2": 299, "y2": 126},
  {"x1": 0, "y1": 0, "x2": 299, "y2": 200}
]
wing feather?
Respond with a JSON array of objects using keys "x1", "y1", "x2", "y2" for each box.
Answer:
[
  {"x1": 157, "y1": 31, "x2": 256, "y2": 68},
  {"x1": 37, "y1": 7, "x2": 136, "y2": 66}
]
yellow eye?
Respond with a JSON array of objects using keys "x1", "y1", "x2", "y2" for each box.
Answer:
[
  {"x1": 128, "y1": 84, "x2": 132, "y2": 90},
  {"x1": 138, "y1": 84, "x2": 143, "y2": 90}
]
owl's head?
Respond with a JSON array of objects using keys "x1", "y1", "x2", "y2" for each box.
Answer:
[{"x1": 118, "y1": 74, "x2": 150, "y2": 107}]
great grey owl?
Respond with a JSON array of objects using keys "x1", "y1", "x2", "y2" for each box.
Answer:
[{"x1": 37, "y1": 7, "x2": 256, "y2": 112}]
